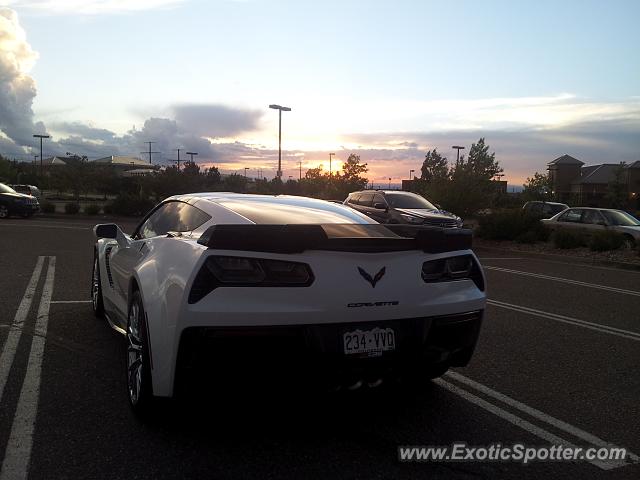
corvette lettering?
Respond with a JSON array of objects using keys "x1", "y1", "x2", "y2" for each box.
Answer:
[{"x1": 347, "y1": 301, "x2": 399, "y2": 308}]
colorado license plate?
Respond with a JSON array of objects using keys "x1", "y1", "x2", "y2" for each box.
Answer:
[{"x1": 343, "y1": 327, "x2": 396, "y2": 356}]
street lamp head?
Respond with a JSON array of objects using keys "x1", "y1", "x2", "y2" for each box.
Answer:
[
  {"x1": 186, "y1": 152, "x2": 198, "y2": 156},
  {"x1": 269, "y1": 104, "x2": 291, "y2": 111},
  {"x1": 33, "y1": 134, "x2": 50, "y2": 139},
  {"x1": 452, "y1": 145, "x2": 465, "y2": 150}
]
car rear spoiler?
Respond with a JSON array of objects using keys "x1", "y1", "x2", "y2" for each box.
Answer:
[{"x1": 197, "y1": 224, "x2": 472, "y2": 254}]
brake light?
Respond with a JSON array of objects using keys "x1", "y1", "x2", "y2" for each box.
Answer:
[
  {"x1": 188, "y1": 256, "x2": 314, "y2": 303},
  {"x1": 422, "y1": 254, "x2": 484, "y2": 291}
]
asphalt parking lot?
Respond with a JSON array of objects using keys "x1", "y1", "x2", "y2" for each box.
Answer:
[{"x1": 0, "y1": 217, "x2": 639, "y2": 479}]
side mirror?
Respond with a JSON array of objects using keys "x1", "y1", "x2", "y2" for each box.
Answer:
[
  {"x1": 373, "y1": 202, "x2": 387, "y2": 210},
  {"x1": 94, "y1": 223, "x2": 130, "y2": 247},
  {"x1": 435, "y1": 203, "x2": 442, "y2": 209},
  {"x1": 94, "y1": 223, "x2": 117, "y2": 239}
]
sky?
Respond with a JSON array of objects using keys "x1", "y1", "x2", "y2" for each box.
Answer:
[{"x1": 0, "y1": 0, "x2": 639, "y2": 185}]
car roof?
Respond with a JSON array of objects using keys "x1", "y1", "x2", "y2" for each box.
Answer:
[
  {"x1": 164, "y1": 193, "x2": 376, "y2": 225},
  {"x1": 526, "y1": 201, "x2": 568, "y2": 206}
]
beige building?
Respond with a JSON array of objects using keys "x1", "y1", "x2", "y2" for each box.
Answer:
[{"x1": 548, "y1": 154, "x2": 640, "y2": 207}]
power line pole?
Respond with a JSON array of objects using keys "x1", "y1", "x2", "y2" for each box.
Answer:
[
  {"x1": 299, "y1": 160, "x2": 302, "y2": 180},
  {"x1": 141, "y1": 141, "x2": 160, "y2": 165},
  {"x1": 173, "y1": 148, "x2": 182, "y2": 170},
  {"x1": 329, "y1": 153, "x2": 335, "y2": 177},
  {"x1": 33, "y1": 134, "x2": 50, "y2": 176}
]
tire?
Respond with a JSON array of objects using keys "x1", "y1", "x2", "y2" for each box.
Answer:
[
  {"x1": 426, "y1": 363, "x2": 450, "y2": 379},
  {"x1": 126, "y1": 291, "x2": 155, "y2": 416},
  {"x1": 91, "y1": 252, "x2": 104, "y2": 317},
  {"x1": 0, "y1": 205, "x2": 9, "y2": 219},
  {"x1": 623, "y1": 235, "x2": 636, "y2": 249}
]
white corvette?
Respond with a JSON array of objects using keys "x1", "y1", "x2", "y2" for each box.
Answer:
[{"x1": 91, "y1": 193, "x2": 486, "y2": 414}]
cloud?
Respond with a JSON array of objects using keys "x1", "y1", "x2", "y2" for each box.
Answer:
[
  {"x1": 340, "y1": 116, "x2": 640, "y2": 183},
  {"x1": 49, "y1": 121, "x2": 116, "y2": 142},
  {"x1": 171, "y1": 104, "x2": 263, "y2": 139},
  {"x1": 0, "y1": 7, "x2": 46, "y2": 146},
  {"x1": 4, "y1": 0, "x2": 185, "y2": 15}
]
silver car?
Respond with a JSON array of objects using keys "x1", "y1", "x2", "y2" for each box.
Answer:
[{"x1": 542, "y1": 207, "x2": 640, "y2": 247}]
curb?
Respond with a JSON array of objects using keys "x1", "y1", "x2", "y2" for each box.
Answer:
[{"x1": 474, "y1": 243, "x2": 640, "y2": 272}]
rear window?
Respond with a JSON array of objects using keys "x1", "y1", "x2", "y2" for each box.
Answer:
[
  {"x1": 358, "y1": 193, "x2": 374, "y2": 206},
  {"x1": 558, "y1": 209, "x2": 582, "y2": 223},
  {"x1": 347, "y1": 193, "x2": 361, "y2": 204},
  {"x1": 218, "y1": 200, "x2": 374, "y2": 224}
]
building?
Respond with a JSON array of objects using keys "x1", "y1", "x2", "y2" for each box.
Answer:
[
  {"x1": 91, "y1": 156, "x2": 157, "y2": 176},
  {"x1": 548, "y1": 154, "x2": 640, "y2": 206}
]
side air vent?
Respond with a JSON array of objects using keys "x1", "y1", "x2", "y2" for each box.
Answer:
[{"x1": 104, "y1": 246, "x2": 114, "y2": 288}]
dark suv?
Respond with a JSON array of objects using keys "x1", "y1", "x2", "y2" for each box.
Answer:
[
  {"x1": 0, "y1": 183, "x2": 40, "y2": 218},
  {"x1": 344, "y1": 190, "x2": 462, "y2": 227}
]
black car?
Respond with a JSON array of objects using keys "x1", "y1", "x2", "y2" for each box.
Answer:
[
  {"x1": 0, "y1": 183, "x2": 40, "y2": 218},
  {"x1": 344, "y1": 190, "x2": 462, "y2": 227}
]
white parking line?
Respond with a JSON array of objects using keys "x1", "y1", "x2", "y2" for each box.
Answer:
[
  {"x1": 0, "y1": 256, "x2": 45, "y2": 402},
  {"x1": 478, "y1": 258, "x2": 524, "y2": 260},
  {"x1": 484, "y1": 266, "x2": 640, "y2": 297},
  {"x1": 487, "y1": 299, "x2": 640, "y2": 341},
  {"x1": 50, "y1": 300, "x2": 92, "y2": 304},
  {"x1": 1, "y1": 256, "x2": 55, "y2": 480},
  {"x1": 438, "y1": 372, "x2": 639, "y2": 470},
  {"x1": 0, "y1": 223, "x2": 89, "y2": 231}
]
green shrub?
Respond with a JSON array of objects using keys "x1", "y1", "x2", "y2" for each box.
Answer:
[
  {"x1": 40, "y1": 201, "x2": 55, "y2": 214},
  {"x1": 64, "y1": 202, "x2": 80, "y2": 214},
  {"x1": 552, "y1": 230, "x2": 585, "y2": 249},
  {"x1": 588, "y1": 230, "x2": 627, "y2": 252},
  {"x1": 476, "y1": 210, "x2": 548, "y2": 242},
  {"x1": 515, "y1": 230, "x2": 540, "y2": 244},
  {"x1": 108, "y1": 194, "x2": 155, "y2": 217},
  {"x1": 84, "y1": 204, "x2": 100, "y2": 215}
]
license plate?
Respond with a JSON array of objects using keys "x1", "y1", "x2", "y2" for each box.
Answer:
[{"x1": 343, "y1": 327, "x2": 395, "y2": 356}]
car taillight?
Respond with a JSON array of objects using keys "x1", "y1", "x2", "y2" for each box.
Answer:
[
  {"x1": 188, "y1": 256, "x2": 314, "y2": 304},
  {"x1": 422, "y1": 254, "x2": 484, "y2": 291}
]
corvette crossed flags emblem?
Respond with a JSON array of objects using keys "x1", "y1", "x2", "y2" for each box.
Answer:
[{"x1": 357, "y1": 267, "x2": 386, "y2": 288}]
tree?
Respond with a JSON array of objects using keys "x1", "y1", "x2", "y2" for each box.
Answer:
[
  {"x1": 605, "y1": 162, "x2": 627, "y2": 209},
  {"x1": 341, "y1": 154, "x2": 368, "y2": 185},
  {"x1": 454, "y1": 137, "x2": 502, "y2": 180},
  {"x1": 522, "y1": 172, "x2": 553, "y2": 202},
  {"x1": 337, "y1": 154, "x2": 368, "y2": 198},
  {"x1": 420, "y1": 149, "x2": 449, "y2": 183},
  {"x1": 415, "y1": 138, "x2": 503, "y2": 217}
]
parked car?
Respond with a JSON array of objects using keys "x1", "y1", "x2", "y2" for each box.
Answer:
[
  {"x1": 9, "y1": 184, "x2": 42, "y2": 200},
  {"x1": 92, "y1": 193, "x2": 485, "y2": 415},
  {"x1": 0, "y1": 183, "x2": 40, "y2": 218},
  {"x1": 344, "y1": 190, "x2": 463, "y2": 227},
  {"x1": 541, "y1": 207, "x2": 640, "y2": 246},
  {"x1": 522, "y1": 201, "x2": 569, "y2": 219}
]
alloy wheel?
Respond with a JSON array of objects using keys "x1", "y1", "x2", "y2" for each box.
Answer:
[
  {"x1": 91, "y1": 259, "x2": 99, "y2": 311},
  {"x1": 127, "y1": 302, "x2": 143, "y2": 405}
]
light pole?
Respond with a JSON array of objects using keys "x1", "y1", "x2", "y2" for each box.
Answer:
[
  {"x1": 409, "y1": 169, "x2": 415, "y2": 180},
  {"x1": 452, "y1": 145, "x2": 465, "y2": 165},
  {"x1": 186, "y1": 151, "x2": 198, "y2": 163},
  {"x1": 329, "y1": 152, "x2": 335, "y2": 177},
  {"x1": 33, "y1": 134, "x2": 50, "y2": 175},
  {"x1": 388, "y1": 177, "x2": 392, "y2": 189},
  {"x1": 299, "y1": 160, "x2": 302, "y2": 180},
  {"x1": 244, "y1": 167, "x2": 249, "y2": 178},
  {"x1": 269, "y1": 104, "x2": 291, "y2": 179}
]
